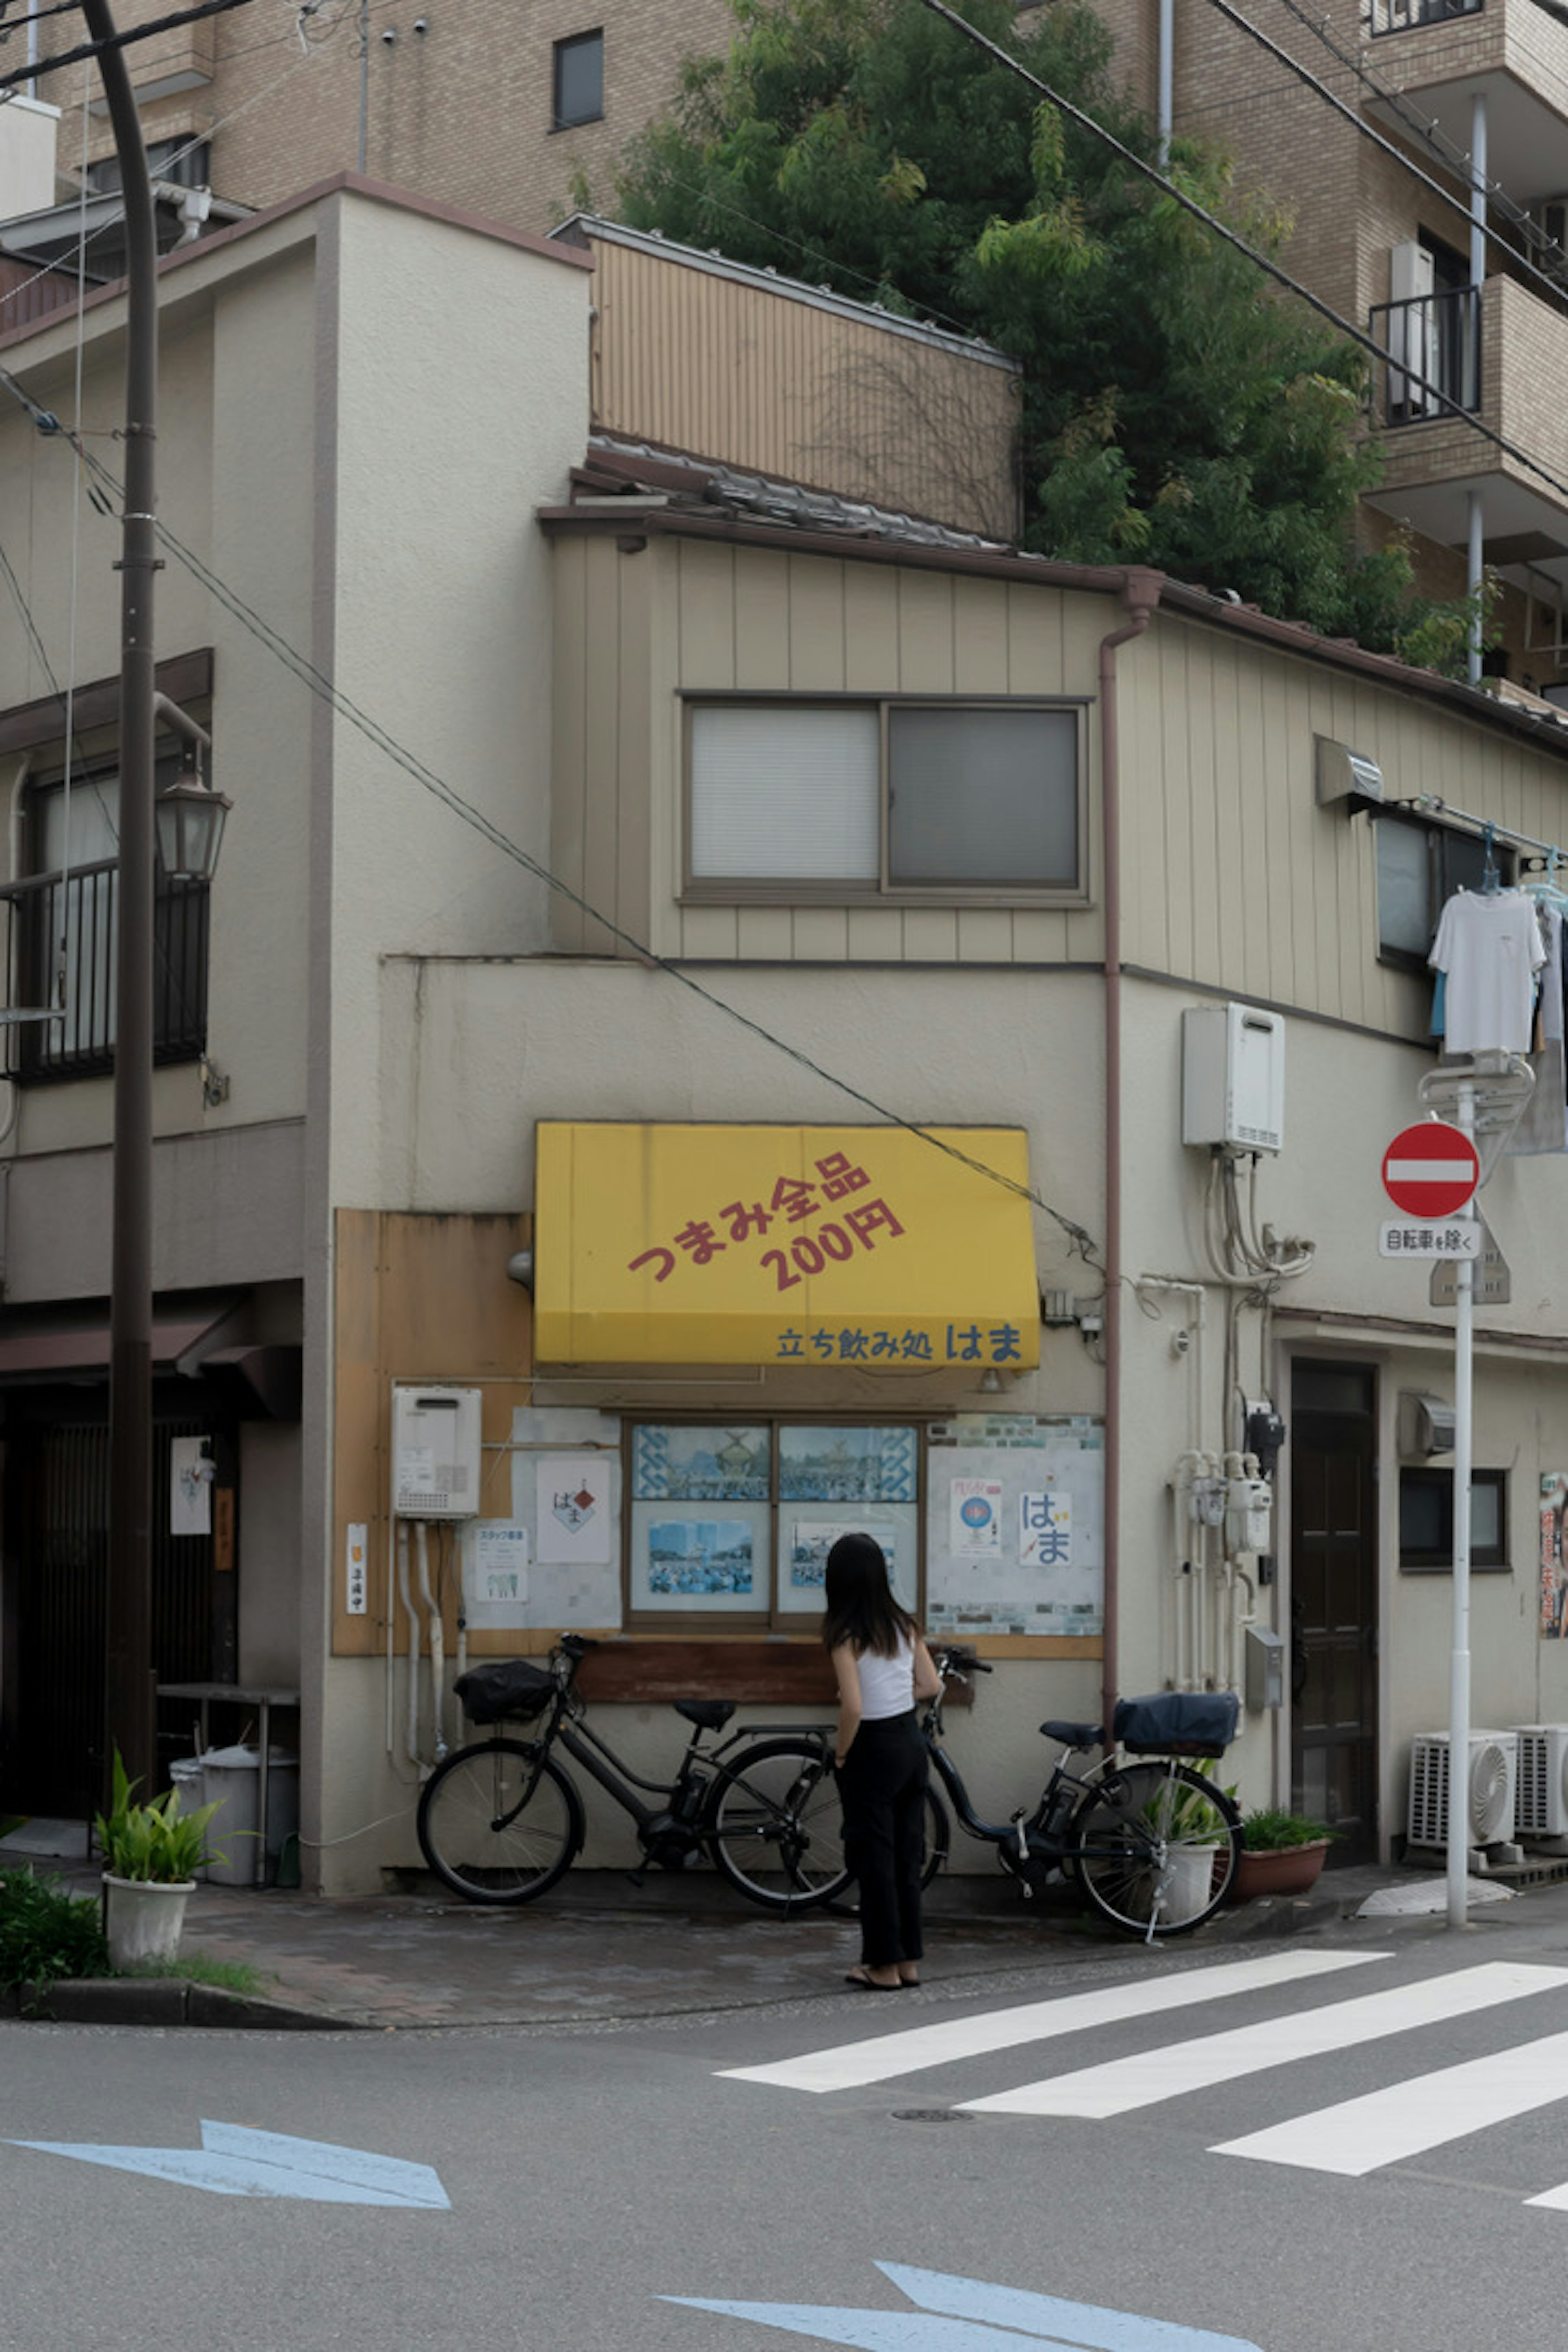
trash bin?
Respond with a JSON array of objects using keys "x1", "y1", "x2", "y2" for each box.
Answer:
[
  {"x1": 169, "y1": 1757, "x2": 207, "y2": 1882},
  {"x1": 199, "y1": 1744, "x2": 300, "y2": 1886}
]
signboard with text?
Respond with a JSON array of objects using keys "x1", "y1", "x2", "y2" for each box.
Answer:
[{"x1": 534, "y1": 1123, "x2": 1040, "y2": 1368}]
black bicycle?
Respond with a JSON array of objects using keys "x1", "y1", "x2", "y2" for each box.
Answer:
[
  {"x1": 415, "y1": 1633, "x2": 847, "y2": 1911},
  {"x1": 886, "y1": 1644, "x2": 1243, "y2": 1940}
]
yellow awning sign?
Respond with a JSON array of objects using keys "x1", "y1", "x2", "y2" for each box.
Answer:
[{"x1": 534, "y1": 1123, "x2": 1041, "y2": 1369}]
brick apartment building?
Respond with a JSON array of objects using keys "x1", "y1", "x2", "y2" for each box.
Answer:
[{"x1": 27, "y1": 0, "x2": 733, "y2": 232}]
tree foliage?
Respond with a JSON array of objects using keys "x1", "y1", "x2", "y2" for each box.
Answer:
[{"x1": 617, "y1": 0, "x2": 1464, "y2": 657}]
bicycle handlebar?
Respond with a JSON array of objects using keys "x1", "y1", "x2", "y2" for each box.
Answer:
[{"x1": 934, "y1": 1644, "x2": 992, "y2": 1677}]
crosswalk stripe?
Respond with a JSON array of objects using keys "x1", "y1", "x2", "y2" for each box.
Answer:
[
  {"x1": 717, "y1": 1948, "x2": 1385, "y2": 2095},
  {"x1": 958, "y1": 1960, "x2": 1568, "y2": 2118},
  {"x1": 1214, "y1": 2022, "x2": 1568, "y2": 2174}
]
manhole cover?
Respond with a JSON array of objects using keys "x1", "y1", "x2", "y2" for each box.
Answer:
[{"x1": 891, "y1": 2108, "x2": 972, "y2": 2124}]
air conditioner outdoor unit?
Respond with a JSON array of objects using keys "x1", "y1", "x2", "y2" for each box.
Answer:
[
  {"x1": 1512, "y1": 1725, "x2": 1568, "y2": 1846},
  {"x1": 1407, "y1": 1730, "x2": 1517, "y2": 1850}
]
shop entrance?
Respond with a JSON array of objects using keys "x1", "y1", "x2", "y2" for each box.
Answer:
[
  {"x1": 1289, "y1": 1359, "x2": 1379, "y2": 1864},
  {"x1": 1, "y1": 1386, "x2": 236, "y2": 1820}
]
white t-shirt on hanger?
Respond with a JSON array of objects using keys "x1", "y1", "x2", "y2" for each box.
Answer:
[{"x1": 1429, "y1": 889, "x2": 1545, "y2": 1054}]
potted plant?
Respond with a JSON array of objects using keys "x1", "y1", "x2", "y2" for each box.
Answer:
[
  {"x1": 1227, "y1": 1807, "x2": 1334, "y2": 1904},
  {"x1": 1143, "y1": 1768, "x2": 1232, "y2": 1919},
  {"x1": 94, "y1": 1751, "x2": 227, "y2": 1969}
]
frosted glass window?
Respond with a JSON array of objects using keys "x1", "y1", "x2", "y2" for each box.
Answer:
[
  {"x1": 690, "y1": 705, "x2": 880, "y2": 880},
  {"x1": 1376, "y1": 818, "x2": 1430, "y2": 957},
  {"x1": 888, "y1": 706, "x2": 1078, "y2": 886}
]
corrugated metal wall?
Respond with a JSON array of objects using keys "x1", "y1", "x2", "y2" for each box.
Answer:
[{"x1": 588, "y1": 236, "x2": 1021, "y2": 542}]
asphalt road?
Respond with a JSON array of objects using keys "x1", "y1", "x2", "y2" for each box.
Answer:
[{"x1": 9, "y1": 1898, "x2": 1568, "y2": 2352}]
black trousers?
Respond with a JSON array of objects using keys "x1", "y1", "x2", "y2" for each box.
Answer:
[{"x1": 837, "y1": 1711, "x2": 927, "y2": 1968}]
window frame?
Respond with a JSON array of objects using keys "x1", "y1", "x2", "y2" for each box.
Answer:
[
  {"x1": 1372, "y1": 808, "x2": 1516, "y2": 974},
  {"x1": 1397, "y1": 1464, "x2": 1509, "y2": 1573},
  {"x1": 551, "y1": 29, "x2": 604, "y2": 130},
  {"x1": 623, "y1": 1415, "x2": 927, "y2": 1632},
  {"x1": 680, "y1": 692, "x2": 1091, "y2": 908}
]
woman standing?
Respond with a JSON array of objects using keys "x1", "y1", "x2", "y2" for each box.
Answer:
[{"x1": 824, "y1": 1531, "x2": 941, "y2": 1991}]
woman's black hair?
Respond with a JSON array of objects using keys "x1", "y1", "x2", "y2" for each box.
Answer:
[{"x1": 821, "y1": 1530, "x2": 916, "y2": 1657}]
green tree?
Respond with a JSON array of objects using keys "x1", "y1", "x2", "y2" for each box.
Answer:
[{"x1": 617, "y1": 0, "x2": 1456, "y2": 655}]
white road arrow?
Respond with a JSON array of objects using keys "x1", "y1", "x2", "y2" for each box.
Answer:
[{"x1": 9, "y1": 2120, "x2": 450, "y2": 2206}]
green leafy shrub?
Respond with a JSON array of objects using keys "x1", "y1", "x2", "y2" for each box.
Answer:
[
  {"x1": 1241, "y1": 1806, "x2": 1333, "y2": 1851},
  {"x1": 0, "y1": 1866, "x2": 109, "y2": 1989},
  {"x1": 95, "y1": 1749, "x2": 227, "y2": 1884}
]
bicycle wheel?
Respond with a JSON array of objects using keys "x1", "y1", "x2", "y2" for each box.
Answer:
[
  {"x1": 416, "y1": 1740, "x2": 584, "y2": 1905},
  {"x1": 707, "y1": 1738, "x2": 849, "y2": 1911},
  {"x1": 1068, "y1": 1761, "x2": 1240, "y2": 1937}
]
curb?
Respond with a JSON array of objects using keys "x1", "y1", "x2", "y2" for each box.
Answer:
[{"x1": 0, "y1": 1978, "x2": 358, "y2": 2030}]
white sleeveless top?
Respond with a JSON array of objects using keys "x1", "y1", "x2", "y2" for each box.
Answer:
[{"x1": 855, "y1": 1635, "x2": 915, "y2": 1721}]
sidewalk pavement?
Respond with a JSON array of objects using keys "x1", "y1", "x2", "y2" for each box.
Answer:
[{"x1": 2, "y1": 1852, "x2": 1441, "y2": 2031}]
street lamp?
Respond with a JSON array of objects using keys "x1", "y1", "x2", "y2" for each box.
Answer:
[{"x1": 80, "y1": 0, "x2": 225, "y2": 1801}]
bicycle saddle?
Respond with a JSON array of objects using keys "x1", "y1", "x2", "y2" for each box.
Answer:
[
  {"x1": 1040, "y1": 1719, "x2": 1103, "y2": 1747},
  {"x1": 674, "y1": 1699, "x2": 735, "y2": 1732}
]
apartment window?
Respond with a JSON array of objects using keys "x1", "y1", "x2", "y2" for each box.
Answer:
[
  {"x1": 3, "y1": 761, "x2": 209, "y2": 1082},
  {"x1": 1399, "y1": 1466, "x2": 1508, "y2": 1571},
  {"x1": 89, "y1": 136, "x2": 211, "y2": 192},
  {"x1": 552, "y1": 30, "x2": 603, "y2": 129},
  {"x1": 1374, "y1": 811, "x2": 1511, "y2": 970},
  {"x1": 686, "y1": 700, "x2": 1085, "y2": 899},
  {"x1": 626, "y1": 1420, "x2": 921, "y2": 1628}
]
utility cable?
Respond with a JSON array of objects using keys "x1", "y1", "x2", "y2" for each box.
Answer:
[
  {"x1": 0, "y1": 0, "x2": 257, "y2": 94},
  {"x1": 4, "y1": 405, "x2": 1099, "y2": 1260},
  {"x1": 1204, "y1": 0, "x2": 1568, "y2": 315},
  {"x1": 912, "y1": 0, "x2": 1568, "y2": 514},
  {"x1": 1275, "y1": 0, "x2": 1567, "y2": 274}
]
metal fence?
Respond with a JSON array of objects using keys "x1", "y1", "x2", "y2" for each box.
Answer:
[
  {"x1": 1368, "y1": 284, "x2": 1482, "y2": 426},
  {"x1": 1369, "y1": 0, "x2": 1482, "y2": 33},
  {"x1": 0, "y1": 858, "x2": 209, "y2": 1080}
]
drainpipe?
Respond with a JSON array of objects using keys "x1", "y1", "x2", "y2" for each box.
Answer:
[
  {"x1": 1098, "y1": 570, "x2": 1163, "y2": 1752},
  {"x1": 1467, "y1": 90, "x2": 1489, "y2": 687},
  {"x1": 1158, "y1": 0, "x2": 1174, "y2": 168}
]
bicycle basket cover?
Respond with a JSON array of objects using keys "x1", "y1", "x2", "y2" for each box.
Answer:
[
  {"x1": 1113, "y1": 1691, "x2": 1239, "y2": 1755},
  {"x1": 454, "y1": 1660, "x2": 552, "y2": 1724}
]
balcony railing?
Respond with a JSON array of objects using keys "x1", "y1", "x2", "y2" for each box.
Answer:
[
  {"x1": 1368, "y1": 285, "x2": 1483, "y2": 426},
  {"x1": 0, "y1": 858, "x2": 208, "y2": 1081},
  {"x1": 1369, "y1": 0, "x2": 1482, "y2": 33}
]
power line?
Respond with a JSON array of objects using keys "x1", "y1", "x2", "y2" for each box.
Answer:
[
  {"x1": 1205, "y1": 0, "x2": 1568, "y2": 314},
  {"x1": 2, "y1": 402, "x2": 1098, "y2": 1259},
  {"x1": 0, "y1": 0, "x2": 256, "y2": 95},
  {"x1": 912, "y1": 0, "x2": 1568, "y2": 515}
]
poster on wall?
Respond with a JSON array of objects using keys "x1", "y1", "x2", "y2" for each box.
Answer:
[
  {"x1": 463, "y1": 1521, "x2": 532, "y2": 1630},
  {"x1": 949, "y1": 1479, "x2": 1003, "y2": 1558},
  {"x1": 535, "y1": 1455, "x2": 613, "y2": 1564},
  {"x1": 926, "y1": 1415, "x2": 1103, "y2": 1637},
  {"x1": 1541, "y1": 1474, "x2": 1568, "y2": 1638},
  {"x1": 169, "y1": 1437, "x2": 214, "y2": 1538},
  {"x1": 488, "y1": 1409, "x2": 623, "y2": 1629}
]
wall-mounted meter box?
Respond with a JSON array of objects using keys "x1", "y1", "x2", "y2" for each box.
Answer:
[
  {"x1": 391, "y1": 1385, "x2": 483, "y2": 1519},
  {"x1": 1181, "y1": 1002, "x2": 1285, "y2": 1155}
]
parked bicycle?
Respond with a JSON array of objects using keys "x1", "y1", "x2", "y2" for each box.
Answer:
[
  {"x1": 896, "y1": 1644, "x2": 1243, "y2": 1940},
  {"x1": 415, "y1": 1633, "x2": 846, "y2": 1912}
]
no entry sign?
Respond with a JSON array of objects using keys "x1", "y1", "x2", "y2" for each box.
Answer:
[{"x1": 1382, "y1": 1121, "x2": 1479, "y2": 1218}]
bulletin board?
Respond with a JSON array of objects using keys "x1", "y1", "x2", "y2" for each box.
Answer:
[
  {"x1": 925, "y1": 1413, "x2": 1104, "y2": 1638},
  {"x1": 460, "y1": 1408, "x2": 623, "y2": 1633}
]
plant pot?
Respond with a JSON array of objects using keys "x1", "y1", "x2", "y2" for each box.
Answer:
[
  {"x1": 102, "y1": 1873, "x2": 195, "y2": 1969},
  {"x1": 1226, "y1": 1838, "x2": 1330, "y2": 1905},
  {"x1": 1158, "y1": 1842, "x2": 1221, "y2": 1924}
]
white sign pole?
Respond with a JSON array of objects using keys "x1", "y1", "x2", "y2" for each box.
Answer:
[{"x1": 1447, "y1": 1079, "x2": 1477, "y2": 1931}]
